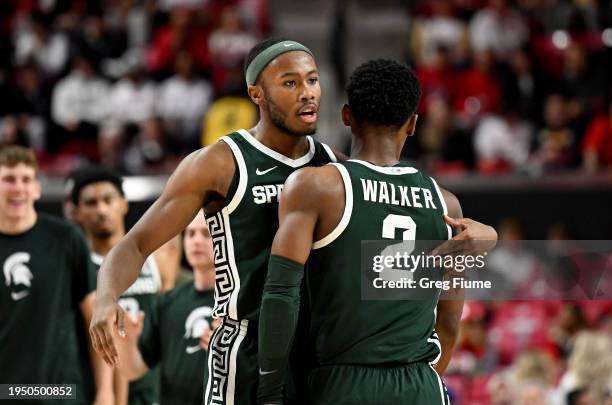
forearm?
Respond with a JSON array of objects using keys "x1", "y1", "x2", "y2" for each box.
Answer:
[
  {"x1": 434, "y1": 297, "x2": 464, "y2": 374},
  {"x1": 97, "y1": 237, "x2": 147, "y2": 301},
  {"x1": 90, "y1": 348, "x2": 114, "y2": 401},
  {"x1": 258, "y1": 255, "x2": 304, "y2": 404}
]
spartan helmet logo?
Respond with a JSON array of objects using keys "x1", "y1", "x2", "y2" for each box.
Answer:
[
  {"x1": 184, "y1": 306, "x2": 213, "y2": 339},
  {"x1": 3, "y1": 252, "x2": 33, "y2": 301}
]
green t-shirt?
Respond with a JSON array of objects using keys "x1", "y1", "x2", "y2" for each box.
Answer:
[
  {"x1": 0, "y1": 213, "x2": 97, "y2": 404},
  {"x1": 139, "y1": 281, "x2": 215, "y2": 405}
]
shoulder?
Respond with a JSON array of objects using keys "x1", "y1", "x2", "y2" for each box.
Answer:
[
  {"x1": 438, "y1": 186, "x2": 462, "y2": 219},
  {"x1": 167, "y1": 141, "x2": 235, "y2": 191},
  {"x1": 281, "y1": 164, "x2": 345, "y2": 210}
]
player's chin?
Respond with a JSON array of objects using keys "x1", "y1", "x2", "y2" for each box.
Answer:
[{"x1": 290, "y1": 122, "x2": 317, "y2": 137}]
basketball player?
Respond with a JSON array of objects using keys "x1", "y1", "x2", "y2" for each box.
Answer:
[
  {"x1": 257, "y1": 60, "x2": 498, "y2": 404},
  {"x1": 90, "y1": 38, "x2": 342, "y2": 404},
  {"x1": 71, "y1": 166, "x2": 161, "y2": 405},
  {"x1": 114, "y1": 211, "x2": 215, "y2": 405},
  {"x1": 0, "y1": 146, "x2": 112, "y2": 404}
]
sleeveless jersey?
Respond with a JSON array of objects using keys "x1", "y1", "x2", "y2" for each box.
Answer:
[
  {"x1": 204, "y1": 129, "x2": 336, "y2": 322},
  {"x1": 307, "y1": 159, "x2": 451, "y2": 367}
]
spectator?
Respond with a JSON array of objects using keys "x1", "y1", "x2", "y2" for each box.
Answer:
[
  {"x1": 13, "y1": 11, "x2": 69, "y2": 77},
  {"x1": 474, "y1": 101, "x2": 533, "y2": 174},
  {"x1": 561, "y1": 44, "x2": 606, "y2": 131},
  {"x1": 548, "y1": 303, "x2": 591, "y2": 358},
  {"x1": 404, "y1": 94, "x2": 474, "y2": 173},
  {"x1": 157, "y1": 51, "x2": 213, "y2": 150},
  {"x1": 107, "y1": 58, "x2": 157, "y2": 126},
  {"x1": 454, "y1": 49, "x2": 502, "y2": 127},
  {"x1": 50, "y1": 54, "x2": 109, "y2": 154},
  {"x1": 74, "y1": 12, "x2": 127, "y2": 67},
  {"x1": 557, "y1": 331, "x2": 612, "y2": 405},
  {"x1": 208, "y1": 5, "x2": 258, "y2": 90},
  {"x1": 582, "y1": 100, "x2": 612, "y2": 172},
  {"x1": 415, "y1": 46, "x2": 458, "y2": 116},
  {"x1": 469, "y1": 0, "x2": 528, "y2": 61},
  {"x1": 146, "y1": 6, "x2": 210, "y2": 75},
  {"x1": 532, "y1": 94, "x2": 578, "y2": 170},
  {"x1": 123, "y1": 117, "x2": 181, "y2": 174},
  {"x1": 410, "y1": 0, "x2": 469, "y2": 67},
  {"x1": 499, "y1": 46, "x2": 551, "y2": 123}
]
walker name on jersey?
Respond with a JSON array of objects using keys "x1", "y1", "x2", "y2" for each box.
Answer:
[
  {"x1": 361, "y1": 179, "x2": 438, "y2": 209},
  {"x1": 252, "y1": 184, "x2": 284, "y2": 204}
]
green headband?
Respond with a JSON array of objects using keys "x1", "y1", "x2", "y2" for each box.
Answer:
[{"x1": 245, "y1": 41, "x2": 314, "y2": 86}]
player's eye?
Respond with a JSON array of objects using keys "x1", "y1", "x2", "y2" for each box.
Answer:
[
  {"x1": 308, "y1": 77, "x2": 318, "y2": 85},
  {"x1": 284, "y1": 80, "x2": 296, "y2": 87}
]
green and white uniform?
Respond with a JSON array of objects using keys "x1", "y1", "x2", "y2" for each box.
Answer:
[
  {"x1": 0, "y1": 214, "x2": 97, "y2": 404},
  {"x1": 139, "y1": 281, "x2": 215, "y2": 405},
  {"x1": 204, "y1": 129, "x2": 336, "y2": 405},
  {"x1": 306, "y1": 160, "x2": 451, "y2": 405},
  {"x1": 91, "y1": 253, "x2": 161, "y2": 405}
]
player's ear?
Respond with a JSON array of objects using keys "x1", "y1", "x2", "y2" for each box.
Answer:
[
  {"x1": 32, "y1": 178, "x2": 42, "y2": 201},
  {"x1": 341, "y1": 104, "x2": 351, "y2": 127},
  {"x1": 247, "y1": 85, "x2": 263, "y2": 106},
  {"x1": 405, "y1": 113, "x2": 418, "y2": 136}
]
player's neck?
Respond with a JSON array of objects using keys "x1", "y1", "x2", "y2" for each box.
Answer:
[
  {"x1": 89, "y1": 230, "x2": 125, "y2": 256},
  {"x1": 250, "y1": 122, "x2": 310, "y2": 159},
  {"x1": 193, "y1": 265, "x2": 215, "y2": 291},
  {"x1": 0, "y1": 209, "x2": 37, "y2": 235},
  {"x1": 351, "y1": 133, "x2": 403, "y2": 167}
]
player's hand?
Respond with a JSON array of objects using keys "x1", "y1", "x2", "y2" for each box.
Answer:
[
  {"x1": 200, "y1": 318, "x2": 221, "y2": 351},
  {"x1": 89, "y1": 295, "x2": 126, "y2": 367},
  {"x1": 432, "y1": 216, "x2": 498, "y2": 257}
]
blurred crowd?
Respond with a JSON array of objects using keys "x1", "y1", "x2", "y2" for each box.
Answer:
[
  {"x1": 404, "y1": 0, "x2": 612, "y2": 175},
  {"x1": 0, "y1": 0, "x2": 268, "y2": 174},
  {"x1": 446, "y1": 218, "x2": 612, "y2": 404}
]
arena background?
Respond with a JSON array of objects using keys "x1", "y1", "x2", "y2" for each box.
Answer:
[{"x1": 2, "y1": 0, "x2": 612, "y2": 403}]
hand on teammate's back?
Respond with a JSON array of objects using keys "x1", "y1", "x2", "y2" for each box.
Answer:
[
  {"x1": 432, "y1": 215, "x2": 498, "y2": 257},
  {"x1": 89, "y1": 295, "x2": 126, "y2": 367}
]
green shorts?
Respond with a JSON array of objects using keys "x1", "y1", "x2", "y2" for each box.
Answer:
[{"x1": 308, "y1": 362, "x2": 450, "y2": 405}]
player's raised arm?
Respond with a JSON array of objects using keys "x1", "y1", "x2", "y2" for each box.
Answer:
[{"x1": 90, "y1": 142, "x2": 234, "y2": 367}]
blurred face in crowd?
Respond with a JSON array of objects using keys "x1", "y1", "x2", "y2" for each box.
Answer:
[
  {"x1": 184, "y1": 213, "x2": 214, "y2": 270},
  {"x1": 254, "y1": 51, "x2": 320, "y2": 137},
  {"x1": 0, "y1": 163, "x2": 40, "y2": 222},
  {"x1": 74, "y1": 182, "x2": 127, "y2": 239},
  {"x1": 544, "y1": 94, "x2": 567, "y2": 129}
]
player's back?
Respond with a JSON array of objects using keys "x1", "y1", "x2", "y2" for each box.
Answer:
[{"x1": 307, "y1": 159, "x2": 450, "y2": 367}]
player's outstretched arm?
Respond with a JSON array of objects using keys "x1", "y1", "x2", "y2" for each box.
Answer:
[
  {"x1": 90, "y1": 142, "x2": 235, "y2": 367},
  {"x1": 258, "y1": 167, "x2": 332, "y2": 405}
]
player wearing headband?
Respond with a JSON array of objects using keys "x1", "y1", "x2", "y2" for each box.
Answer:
[{"x1": 90, "y1": 38, "x2": 343, "y2": 405}]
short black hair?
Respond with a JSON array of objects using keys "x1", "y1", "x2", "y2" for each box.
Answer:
[
  {"x1": 346, "y1": 59, "x2": 421, "y2": 128},
  {"x1": 243, "y1": 37, "x2": 289, "y2": 85},
  {"x1": 66, "y1": 166, "x2": 124, "y2": 205}
]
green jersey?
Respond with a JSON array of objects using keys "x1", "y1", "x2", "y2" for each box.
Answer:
[
  {"x1": 0, "y1": 214, "x2": 97, "y2": 404},
  {"x1": 91, "y1": 253, "x2": 161, "y2": 399},
  {"x1": 139, "y1": 281, "x2": 215, "y2": 405},
  {"x1": 204, "y1": 129, "x2": 336, "y2": 323},
  {"x1": 307, "y1": 160, "x2": 451, "y2": 367}
]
